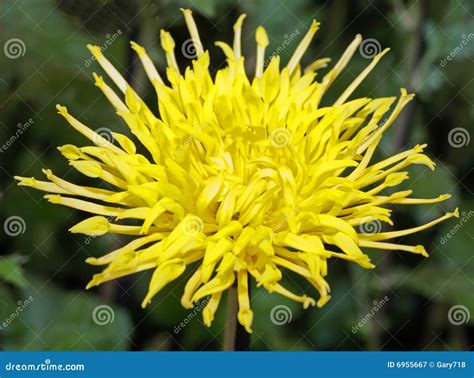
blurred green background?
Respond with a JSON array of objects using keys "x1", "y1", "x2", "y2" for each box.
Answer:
[{"x1": 0, "y1": 0, "x2": 473, "y2": 351}]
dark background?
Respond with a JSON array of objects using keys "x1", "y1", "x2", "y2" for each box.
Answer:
[{"x1": 0, "y1": 0, "x2": 473, "y2": 351}]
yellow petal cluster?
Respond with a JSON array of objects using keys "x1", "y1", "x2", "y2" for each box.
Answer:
[{"x1": 16, "y1": 10, "x2": 457, "y2": 333}]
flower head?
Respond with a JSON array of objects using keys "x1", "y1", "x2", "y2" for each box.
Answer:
[{"x1": 16, "y1": 9, "x2": 457, "y2": 333}]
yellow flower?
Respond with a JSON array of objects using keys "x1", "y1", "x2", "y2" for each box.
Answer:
[{"x1": 16, "y1": 9, "x2": 457, "y2": 333}]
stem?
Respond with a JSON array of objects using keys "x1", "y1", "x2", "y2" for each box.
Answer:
[
  {"x1": 223, "y1": 286, "x2": 238, "y2": 351},
  {"x1": 223, "y1": 285, "x2": 251, "y2": 351}
]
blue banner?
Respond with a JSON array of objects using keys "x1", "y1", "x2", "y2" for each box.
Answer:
[{"x1": 0, "y1": 352, "x2": 472, "y2": 377}]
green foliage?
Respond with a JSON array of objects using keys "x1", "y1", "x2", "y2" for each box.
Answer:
[
  {"x1": 0, "y1": 277, "x2": 133, "y2": 350},
  {"x1": 0, "y1": 255, "x2": 28, "y2": 288},
  {"x1": 395, "y1": 206, "x2": 474, "y2": 322}
]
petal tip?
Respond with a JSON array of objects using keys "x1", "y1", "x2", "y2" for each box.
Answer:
[{"x1": 452, "y1": 208, "x2": 460, "y2": 218}]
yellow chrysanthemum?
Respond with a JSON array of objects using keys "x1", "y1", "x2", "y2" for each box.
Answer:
[{"x1": 16, "y1": 9, "x2": 458, "y2": 333}]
